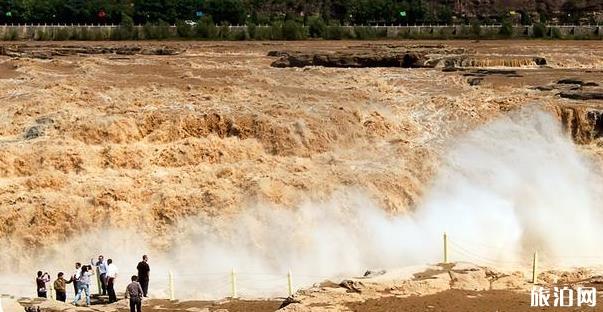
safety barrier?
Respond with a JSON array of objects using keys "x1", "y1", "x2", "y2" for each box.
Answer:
[
  {"x1": 163, "y1": 269, "x2": 311, "y2": 299},
  {"x1": 0, "y1": 24, "x2": 600, "y2": 40},
  {"x1": 1, "y1": 270, "x2": 329, "y2": 301},
  {"x1": 9, "y1": 232, "x2": 603, "y2": 302},
  {"x1": 439, "y1": 232, "x2": 603, "y2": 285}
]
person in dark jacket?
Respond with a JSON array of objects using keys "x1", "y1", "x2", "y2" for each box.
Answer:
[
  {"x1": 36, "y1": 271, "x2": 50, "y2": 298},
  {"x1": 125, "y1": 275, "x2": 144, "y2": 312},
  {"x1": 53, "y1": 272, "x2": 71, "y2": 302},
  {"x1": 136, "y1": 255, "x2": 150, "y2": 297}
]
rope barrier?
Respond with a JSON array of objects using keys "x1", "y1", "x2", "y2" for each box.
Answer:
[
  {"x1": 11, "y1": 233, "x2": 603, "y2": 300},
  {"x1": 448, "y1": 236, "x2": 515, "y2": 253},
  {"x1": 448, "y1": 240, "x2": 528, "y2": 267}
]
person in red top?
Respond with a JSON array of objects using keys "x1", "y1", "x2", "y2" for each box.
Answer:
[{"x1": 36, "y1": 271, "x2": 50, "y2": 298}]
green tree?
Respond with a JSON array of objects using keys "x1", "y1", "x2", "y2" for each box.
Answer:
[
  {"x1": 560, "y1": 0, "x2": 580, "y2": 24},
  {"x1": 203, "y1": 0, "x2": 245, "y2": 25},
  {"x1": 519, "y1": 9, "x2": 532, "y2": 25},
  {"x1": 176, "y1": 19, "x2": 193, "y2": 38},
  {"x1": 499, "y1": 18, "x2": 513, "y2": 38},
  {"x1": 195, "y1": 15, "x2": 217, "y2": 38},
  {"x1": 437, "y1": 4, "x2": 453, "y2": 24},
  {"x1": 470, "y1": 19, "x2": 481, "y2": 39},
  {"x1": 532, "y1": 23, "x2": 545, "y2": 38},
  {"x1": 282, "y1": 19, "x2": 304, "y2": 40},
  {"x1": 307, "y1": 15, "x2": 326, "y2": 37}
]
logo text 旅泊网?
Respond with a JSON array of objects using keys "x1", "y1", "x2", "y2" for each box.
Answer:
[{"x1": 531, "y1": 287, "x2": 596, "y2": 307}]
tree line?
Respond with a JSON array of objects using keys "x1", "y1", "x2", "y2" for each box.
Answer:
[{"x1": 0, "y1": 0, "x2": 599, "y2": 26}]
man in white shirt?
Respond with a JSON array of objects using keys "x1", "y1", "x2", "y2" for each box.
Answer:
[
  {"x1": 106, "y1": 259, "x2": 119, "y2": 303},
  {"x1": 72, "y1": 262, "x2": 82, "y2": 295}
]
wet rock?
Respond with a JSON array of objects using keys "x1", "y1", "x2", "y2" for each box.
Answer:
[
  {"x1": 363, "y1": 270, "x2": 386, "y2": 278},
  {"x1": 559, "y1": 92, "x2": 603, "y2": 100},
  {"x1": 556, "y1": 79, "x2": 599, "y2": 88},
  {"x1": 270, "y1": 44, "x2": 544, "y2": 69},
  {"x1": 0, "y1": 44, "x2": 183, "y2": 59},
  {"x1": 339, "y1": 280, "x2": 365, "y2": 293},
  {"x1": 557, "y1": 78, "x2": 584, "y2": 85},
  {"x1": 467, "y1": 77, "x2": 483, "y2": 86},
  {"x1": 588, "y1": 275, "x2": 603, "y2": 284},
  {"x1": 267, "y1": 50, "x2": 289, "y2": 57},
  {"x1": 279, "y1": 296, "x2": 302, "y2": 309},
  {"x1": 464, "y1": 69, "x2": 520, "y2": 77},
  {"x1": 441, "y1": 67, "x2": 466, "y2": 72},
  {"x1": 534, "y1": 57, "x2": 547, "y2": 65},
  {"x1": 24, "y1": 126, "x2": 42, "y2": 140},
  {"x1": 141, "y1": 46, "x2": 181, "y2": 55},
  {"x1": 534, "y1": 79, "x2": 601, "y2": 96},
  {"x1": 401, "y1": 52, "x2": 427, "y2": 68},
  {"x1": 556, "y1": 105, "x2": 603, "y2": 144},
  {"x1": 533, "y1": 85, "x2": 555, "y2": 91},
  {"x1": 271, "y1": 51, "x2": 429, "y2": 68},
  {"x1": 268, "y1": 44, "x2": 463, "y2": 68}
]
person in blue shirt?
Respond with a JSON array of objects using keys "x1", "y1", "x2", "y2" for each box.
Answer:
[{"x1": 92, "y1": 255, "x2": 108, "y2": 295}]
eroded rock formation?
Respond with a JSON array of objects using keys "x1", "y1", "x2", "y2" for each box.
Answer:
[
  {"x1": 0, "y1": 44, "x2": 183, "y2": 59},
  {"x1": 269, "y1": 44, "x2": 547, "y2": 69}
]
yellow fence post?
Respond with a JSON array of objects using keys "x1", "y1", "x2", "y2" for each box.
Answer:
[
  {"x1": 287, "y1": 270, "x2": 293, "y2": 297},
  {"x1": 96, "y1": 267, "x2": 101, "y2": 296},
  {"x1": 168, "y1": 271, "x2": 175, "y2": 301},
  {"x1": 532, "y1": 252, "x2": 538, "y2": 284},
  {"x1": 443, "y1": 232, "x2": 448, "y2": 264},
  {"x1": 231, "y1": 268, "x2": 238, "y2": 299},
  {"x1": 49, "y1": 284, "x2": 54, "y2": 301}
]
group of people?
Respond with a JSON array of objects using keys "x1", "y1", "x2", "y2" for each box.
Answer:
[{"x1": 35, "y1": 255, "x2": 150, "y2": 312}]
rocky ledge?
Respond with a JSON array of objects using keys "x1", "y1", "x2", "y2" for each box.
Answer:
[
  {"x1": 0, "y1": 44, "x2": 183, "y2": 59},
  {"x1": 269, "y1": 44, "x2": 546, "y2": 69},
  {"x1": 541, "y1": 78, "x2": 603, "y2": 144}
]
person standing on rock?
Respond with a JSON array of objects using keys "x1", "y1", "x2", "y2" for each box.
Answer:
[
  {"x1": 72, "y1": 265, "x2": 95, "y2": 306},
  {"x1": 92, "y1": 255, "x2": 108, "y2": 295},
  {"x1": 71, "y1": 262, "x2": 82, "y2": 296},
  {"x1": 125, "y1": 275, "x2": 144, "y2": 312},
  {"x1": 136, "y1": 255, "x2": 150, "y2": 297},
  {"x1": 106, "y1": 259, "x2": 119, "y2": 303},
  {"x1": 53, "y1": 272, "x2": 71, "y2": 302},
  {"x1": 35, "y1": 271, "x2": 50, "y2": 298}
]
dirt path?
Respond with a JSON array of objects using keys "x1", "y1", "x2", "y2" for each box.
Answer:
[
  {"x1": 347, "y1": 289, "x2": 602, "y2": 312},
  {"x1": 118, "y1": 299, "x2": 282, "y2": 312}
]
